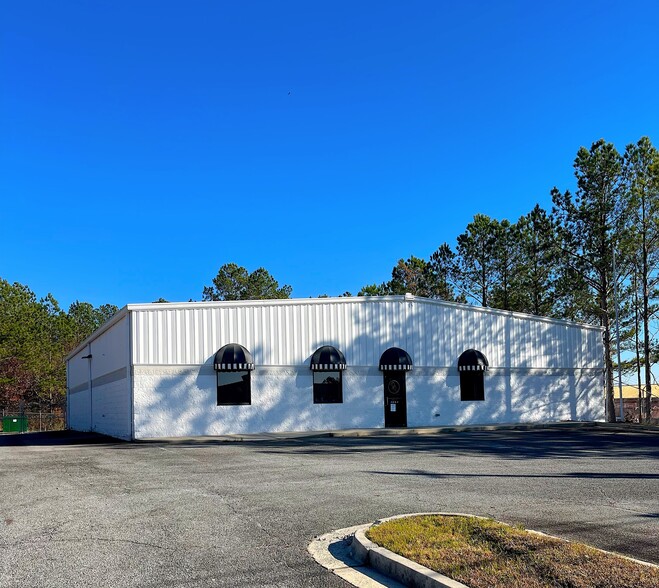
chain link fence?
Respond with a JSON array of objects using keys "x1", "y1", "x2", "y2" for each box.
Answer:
[{"x1": 1, "y1": 407, "x2": 66, "y2": 432}]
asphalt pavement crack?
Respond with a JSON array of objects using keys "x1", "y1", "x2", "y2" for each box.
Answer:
[
  {"x1": 598, "y1": 486, "x2": 616, "y2": 506},
  {"x1": 595, "y1": 486, "x2": 651, "y2": 515}
]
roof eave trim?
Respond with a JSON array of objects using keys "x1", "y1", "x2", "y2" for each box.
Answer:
[{"x1": 65, "y1": 306, "x2": 130, "y2": 361}]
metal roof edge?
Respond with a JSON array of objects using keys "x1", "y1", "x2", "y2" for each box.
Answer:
[
  {"x1": 122, "y1": 295, "x2": 603, "y2": 332},
  {"x1": 65, "y1": 305, "x2": 130, "y2": 361},
  {"x1": 401, "y1": 295, "x2": 604, "y2": 332},
  {"x1": 123, "y1": 295, "x2": 408, "y2": 311}
]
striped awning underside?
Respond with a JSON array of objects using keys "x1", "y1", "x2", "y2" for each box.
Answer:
[
  {"x1": 310, "y1": 363, "x2": 346, "y2": 371},
  {"x1": 379, "y1": 364, "x2": 413, "y2": 371},
  {"x1": 458, "y1": 365, "x2": 488, "y2": 371},
  {"x1": 214, "y1": 362, "x2": 255, "y2": 371}
]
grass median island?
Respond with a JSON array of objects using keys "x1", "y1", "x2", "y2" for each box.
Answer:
[{"x1": 365, "y1": 515, "x2": 659, "y2": 588}]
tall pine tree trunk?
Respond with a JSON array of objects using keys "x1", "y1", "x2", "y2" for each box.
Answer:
[
  {"x1": 634, "y1": 272, "x2": 644, "y2": 422},
  {"x1": 642, "y1": 231, "x2": 652, "y2": 421},
  {"x1": 624, "y1": 137, "x2": 658, "y2": 423},
  {"x1": 601, "y1": 302, "x2": 616, "y2": 422}
]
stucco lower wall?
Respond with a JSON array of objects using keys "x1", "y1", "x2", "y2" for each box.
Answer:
[
  {"x1": 408, "y1": 368, "x2": 604, "y2": 426},
  {"x1": 132, "y1": 365, "x2": 604, "y2": 439}
]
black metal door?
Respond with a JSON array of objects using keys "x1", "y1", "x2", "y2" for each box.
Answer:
[{"x1": 383, "y1": 372, "x2": 407, "y2": 427}]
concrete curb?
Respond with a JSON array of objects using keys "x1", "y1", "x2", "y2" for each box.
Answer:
[
  {"x1": 136, "y1": 431, "x2": 333, "y2": 444},
  {"x1": 136, "y1": 421, "x2": 657, "y2": 444},
  {"x1": 352, "y1": 528, "x2": 467, "y2": 588},
  {"x1": 332, "y1": 421, "x2": 658, "y2": 437},
  {"x1": 308, "y1": 525, "x2": 407, "y2": 587},
  {"x1": 350, "y1": 513, "x2": 478, "y2": 588},
  {"x1": 350, "y1": 512, "x2": 659, "y2": 588}
]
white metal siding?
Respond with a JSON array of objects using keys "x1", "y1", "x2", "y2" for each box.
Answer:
[
  {"x1": 67, "y1": 316, "x2": 132, "y2": 439},
  {"x1": 131, "y1": 298, "x2": 602, "y2": 370},
  {"x1": 68, "y1": 346, "x2": 92, "y2": 432},
  {"x1": 90, "y1": 316, "x2": 131, "y2": 439},
  {"x1": 89, "y1": 316, "x2": 127, "y2": 375}
]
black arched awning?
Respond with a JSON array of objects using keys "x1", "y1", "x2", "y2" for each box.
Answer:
[
  {"x1": 214, "y1": 343, "x2": 255, "y2": 371},
  {"x1": 379, "y1": 347, "x2": 413, "y2": 371},
  {"x1": 310, "y1": 345, "x2": 346, "y2": 371},
  {"x1": 458, "y1": 349, "x2": 489, "y2": 372}
]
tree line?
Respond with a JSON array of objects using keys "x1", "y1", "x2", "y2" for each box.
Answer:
[
  {"x1": 360, "y1": 139, "x2": 659, "y2": 422},
  {"x1": 2, "y1": 137, "x2": 657, "y2": 422},
  {"x1": 0, "y1": 280, "x2": 117, "y2": 413},
  {"x1": 204, "y1": 137, "x2": 659, "y2": 423}
]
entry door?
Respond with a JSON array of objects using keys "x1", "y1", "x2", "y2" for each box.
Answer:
[{"x1": 383, "y1": 372, "x2": 407, "y2": 427}]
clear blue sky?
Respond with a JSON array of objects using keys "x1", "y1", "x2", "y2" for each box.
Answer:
[{"x1": 2, "y1": 1, "x2": 658, "y2": 309}]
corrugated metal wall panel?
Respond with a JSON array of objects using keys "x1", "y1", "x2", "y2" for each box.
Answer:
[
  {"x1": 68, "y1": 316, "x2": 131, "y2": 438},
  {"x1": 130, "y1": 298, "x2": 603, "y2": 370}
]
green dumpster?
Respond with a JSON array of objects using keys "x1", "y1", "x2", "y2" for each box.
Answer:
[{"x1": 2, "y1": 416, "x2": 28, "y2": 433}]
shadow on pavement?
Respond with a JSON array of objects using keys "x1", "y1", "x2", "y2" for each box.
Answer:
[
  {"x1": 2, "y1": 427, "x2": 657, "y2": 463},
  {"x1": 365, "y1": 469, "x2": 659, "y2": 480},
  {"x1": 0, "y1": 430, "x2": 124, "y2": 447},
  {"x1": 251, "y1": 428, "x2": 659, "y2": 461}
]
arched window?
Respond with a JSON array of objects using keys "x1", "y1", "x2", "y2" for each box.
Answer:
[
  {"x1": 458, "y1": 349, "x2": 488, "y2": 401},
  {"x1": 213, "y1": 343, "x2": 254, "y2": 405},
  {"x1": 310, "y1": 345, "x2": 346, "y2": 403}
]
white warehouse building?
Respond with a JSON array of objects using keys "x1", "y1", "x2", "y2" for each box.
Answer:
[{"x1": 66, "y1": 295, "x2": 605, "y2": 440}]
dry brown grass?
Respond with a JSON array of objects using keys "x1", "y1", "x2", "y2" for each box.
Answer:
[{"x1": 366, "y1": 515, "x2": 659, "y2": 588}]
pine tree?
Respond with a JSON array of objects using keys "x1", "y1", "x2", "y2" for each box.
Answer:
[
  {"x1": 514, "y1": 205, "x2": 559, "y2": 316},
  {"x1": 203, "y1": 264, "x2": 292, "y2": 301},
  {"x1": 623, "y1": 137, "x2": 659, "y2": 421},
  {"x1": 552, "y1": 140, "x2": 627, "y2": 422},
  {"x1": 455, "y1": 214, "x2": 500, "y2": 307},
  {"x1": 427, "y1": 243, "x2": 459, "y2": 301}
]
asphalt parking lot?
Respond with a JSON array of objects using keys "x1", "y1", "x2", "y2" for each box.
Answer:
[{"x1": 1, "y1": 426, "x2": 657, "y2": 587}]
